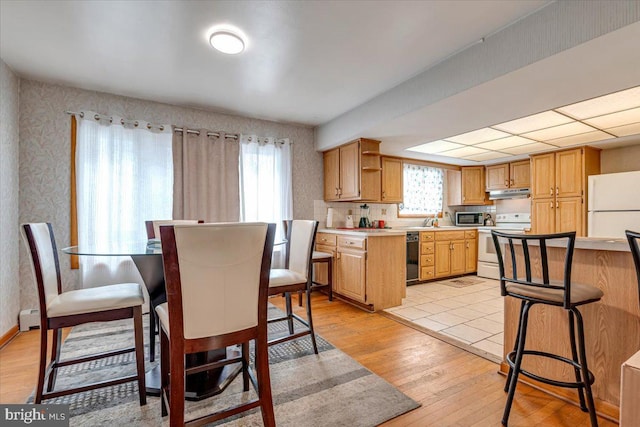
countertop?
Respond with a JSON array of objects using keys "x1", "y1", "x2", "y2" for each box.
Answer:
[
  {"x1": 318, "y1": 228, "x2": 406, "y2": 237},
  {"x1": 505, "y1": 235, "x2": 631, "y2": 252}
]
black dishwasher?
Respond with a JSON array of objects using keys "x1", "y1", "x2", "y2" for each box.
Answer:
[{"x1": 406, "y1": 232, "x2": 419, "y2": 285}]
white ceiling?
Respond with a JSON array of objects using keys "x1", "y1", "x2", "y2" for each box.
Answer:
[
  {"x1": 0, "y1": 1, "x2": 547, "y2": 123},
  {"x1": 2, "y1": 1, "x2": 639, "y2": 166}
]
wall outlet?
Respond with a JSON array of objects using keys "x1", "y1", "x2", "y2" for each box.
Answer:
[
  {"x1": 347, "y1": 209, "x2": 352, "y2": 215},
  {"x1": 381, "y1": 208, "x2": 387, "y2": 216}
]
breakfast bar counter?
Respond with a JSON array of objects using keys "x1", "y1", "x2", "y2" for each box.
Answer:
[{"x1": 502, "y1": 239, "x2": 640, "y2": 421}]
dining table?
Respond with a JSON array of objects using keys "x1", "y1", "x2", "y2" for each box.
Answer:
[{"x1": 61, "y1": 240, "x2": 242, "y2": 401}]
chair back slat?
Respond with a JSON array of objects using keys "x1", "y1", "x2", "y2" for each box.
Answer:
[
  {"x1": 161, "y1": 223, "x2": 275, "y2": 340},
  {"x1": 21, "y1": 223, "x2": 62, "y2": 310},
  {"x1": 287, "y1": 220, "x2": 319, "y2": 279},
  {"x1": 147, "y1": 219, "x2": 201, "y2": 240},
  {"x1": 491, "y1": 230, "x2": 576, "y2": 308},
  {"x1": 626, "y1": 230, "x2": 640, "y2": 311}
]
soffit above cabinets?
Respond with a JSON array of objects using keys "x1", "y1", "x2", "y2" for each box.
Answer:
[{"x1": 406, "y1": 86, "x2": 640, "y2": 162}]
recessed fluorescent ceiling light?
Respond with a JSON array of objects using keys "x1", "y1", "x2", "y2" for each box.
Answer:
[
  {"x1": 439, "y1": 146, "x2": 487, "y2": 158},
  {"x1": 446, "y1": 127, "x2": 510, "y2": 145},
  {"x1": 522, "y1": 121, "x2": 598, "y2": 142},
  {"x1": 557, "y1": 86, "x2": 640, "y2": 119},
  {"x1": 475, "y1": 135, "x2": 537, "y2": 151},
  {"x1": 209, "y1": 30, "x2": 246, "y2": 54},
  {"x1": 545, "y1": 130, "x2": 613, "y2": 147},
  {"x1": 500, "y1": 142, "x2": 555, "y2": 155},
  {"x1": 464, "y1": 151, "x2": 513, "y2": 161},
  {"x1": 584, "y1": 107, "x2": 640, "y2": 129},
  {"x1": 605, "y1": 122, "x2": 640, "y2": 137},
  {"x1": 493, "y1": 110, "x2": 574, "y2": 134},
  {"x1": 406, "y1": 140, "x2": 464, "y2": 154}
]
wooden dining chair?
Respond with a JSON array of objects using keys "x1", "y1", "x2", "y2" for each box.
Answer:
[
  {"x1": 268, "y1": 220, "x2": 319, "y2": 353},
  {"x1": 156, "y1": 222, "x2": 276, "y2": 427},
  {"x1": 144, "y1": 219, "x2": 202, "y2": 362},
  {"x1": 21, "y1": 223, "x2": 146, "y2": 405}
]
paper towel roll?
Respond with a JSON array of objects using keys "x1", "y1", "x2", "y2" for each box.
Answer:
[{"x1": 326, "y1": 208, "x2": 334, "y2": 228}]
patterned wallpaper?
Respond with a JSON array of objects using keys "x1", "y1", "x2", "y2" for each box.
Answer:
[
  {"x1": 0, "y1": 60, "x2": 21, "y2": 335},
  {"x1": 18, "y1": 79, "x2": 322, "y2": 312}
]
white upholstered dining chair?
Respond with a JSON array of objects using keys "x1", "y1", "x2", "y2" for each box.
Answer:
[
  {"x1": 156, "y1": 222, "x2": 276, "y2": 427},
  {"x1": 21, "y1": 223, "x2": 146, "y2": 405}
]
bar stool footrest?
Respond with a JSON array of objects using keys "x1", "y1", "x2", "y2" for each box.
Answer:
[{"x1": 506, "y1": 350, "x2": 595, "y2": 388}]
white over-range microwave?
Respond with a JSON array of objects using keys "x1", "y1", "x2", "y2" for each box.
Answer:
[{"x1": 455, "y1": 212, "x2": 484, "y2": 226}]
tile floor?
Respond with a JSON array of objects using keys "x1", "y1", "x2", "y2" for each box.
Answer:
[{"x1": 384, "y1": 276, "x2": 504, "y2": 362}]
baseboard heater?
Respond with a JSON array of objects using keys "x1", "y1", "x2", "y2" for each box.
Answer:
[{"x1": 19, "y1": 309, "x2": 40, "y2": 331}]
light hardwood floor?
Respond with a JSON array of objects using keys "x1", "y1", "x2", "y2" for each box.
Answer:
[{"x1": 0, "y1": 294, "x2": 616, "y2": 426}]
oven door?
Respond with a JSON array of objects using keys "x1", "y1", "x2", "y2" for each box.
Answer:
[{"x1": 477, "y1": 229, "x2": 498, "y2": 263}]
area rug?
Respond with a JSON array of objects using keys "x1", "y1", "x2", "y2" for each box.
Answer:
[
  {"x1": 29, "y1": 306, "x2": 419, "y2": 426},
  {"x1": 441, "y1": 277, "x2": 485, "y2": 288}
]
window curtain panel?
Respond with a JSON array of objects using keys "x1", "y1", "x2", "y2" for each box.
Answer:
[
  {"x1": 239, "y1": 135, "x2": 292, "y2": 267},
  {"x1": 75, "y1": 112, "x2": 173, "y2": 289},
  {"x1": 172, "y1": 129, "x2": 240, "y2": 222},
  {"x1": 400, "y1": 163, "x2": 444, "y2": 215}
]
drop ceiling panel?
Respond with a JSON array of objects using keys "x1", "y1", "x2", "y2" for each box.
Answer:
[
  {"x1": 522, "y1": 121, "x2": 598, "y2": 142},
  {"x1": 493, "y1": 110, "x2": 574, "y2": 134},
  {"x1": 406, "y1": 140, "x2": 464, "y2": 154},
  {"x1": 445, "y1": 128, "x2": 511, "y2": 145},
  {"x1": 475, "y1": 135, "x2": 537, "y2": 150},
  {"x1": 545, "y1": 130, "x2": 612, "y2": 147},
  {"x1": 556, "y1": 86, "x2": 640, "y2": 119},
  {"x1": 605, "y1": 122, "x2": 640, "y2": 137},
  {"x1": 500, "y1": 142, "x2": 555, "y2": 155},
  {"x1": 464, "y1": 151, "x2": 513, "y2": 161},
  {"x1": 439, "y1": 146, "x2": 488, "y2": 157},
  {"x1": 584, "y1": 107, "x2": 640, "y2": 129}
]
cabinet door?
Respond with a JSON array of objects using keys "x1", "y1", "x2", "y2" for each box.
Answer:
[
  {"x1": 381, "y1": 157, "x2": 403, "y2": 203},
  {"x1": 339, "y1": 142, "x2": 360, "y2": 200},
  {"x1": 556, "y1": 148, "x2": 583, "y2": 198},
  {"x1": 465, "y1": 238, "x2": 477, "y2": 273},
  {"x1": 447, "y1": 170, "x2": 462, "y2": 206},
  {"x1": 450, "y1": 240, "x2": 466, "y2": 276},
  {"x1": 486, "y1": 163, "x2": 509, "y2": 191},
  {"x1": 336, "y1": 249, "x2": 366, "y2": 302},
  {"x1": 531, "y1": 153, "x2": 555, "y2": 199},
  {"x1": 434, "y1": 241, "x2": 452, "y2": 278},
  {"x1": 510, "y1": 160, "x2": 531, "y2": 189},
  {"x1": 556, "y1": 196, "x2": 584, "y2": 235},
  {"x1": 461, "y1": 166, "x2": 487, "y2": 205},
  {"x1": 532, "y1": 198, "x2": 555, "y2": 234},
  {"x1": 323, "y1": 149, "x2": 340, "y2": 201}
]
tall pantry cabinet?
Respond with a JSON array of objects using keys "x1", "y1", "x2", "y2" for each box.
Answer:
[{"x1": 530, "y1": 147, "x2": 600, "y2": 236}]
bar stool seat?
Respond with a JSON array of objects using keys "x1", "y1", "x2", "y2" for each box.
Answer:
[{"x1": 492, "y1": 230, "x2": 602, "y2": 427}]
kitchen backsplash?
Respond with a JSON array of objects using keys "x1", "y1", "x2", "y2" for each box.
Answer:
[{"x1": 313, "y1": 198, "x2": 534, "y2": 229}]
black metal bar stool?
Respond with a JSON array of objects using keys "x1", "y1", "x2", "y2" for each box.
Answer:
[
  {"x1": 298, "y1": 251, "x2": 333, "y2": 306},
  {"x1": 491, "y1": 230, "x2": 603, "y2": 427}
]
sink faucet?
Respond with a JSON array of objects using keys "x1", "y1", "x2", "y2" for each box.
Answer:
[{"x1": 423, "y1": 218, "x2": 435, "y2": 227}]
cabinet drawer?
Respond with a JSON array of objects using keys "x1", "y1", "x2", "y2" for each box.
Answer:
[
  {"x1": 420, "y1": 254, "x2": 435, "y2": 267},
  {"x1": 464, "y1": 230, "x2": 477, "y2": 239},
  {"x1": 420, "y1": 232, "x2": 435, "y2": 242},
  {"x1": 435, "y1": 231, "x2": 466, "y2": 241},
  {"x1": 316, "y1": 232, "x2": 337, "y2": 246},
  {"x1": 420, "y1": 242, "x2": 434, "y2": 254},
  {"x1": 420, "y1": 266, "x2": 435, "y2": 280},
  {"x1": 338, "y1": 236, "x2": 367, "y2": 250}
]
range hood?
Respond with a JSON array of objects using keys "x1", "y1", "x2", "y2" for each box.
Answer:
[{"x1": 489, "y1": 188, "x2": 530, "y2": 200}]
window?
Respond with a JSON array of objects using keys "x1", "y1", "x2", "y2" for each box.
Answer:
[
  {"x1": 399, "y1": 163, "x2": 444, "y2": 217},
  {"x1": 74, "y1": 114, "x2": 173, "y2": 286}
]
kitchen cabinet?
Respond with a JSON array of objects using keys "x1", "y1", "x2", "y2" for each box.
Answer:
[
  {"x1": 313, "y1": 232, "x2": 337, "y2": 287},
  {"x1": 485, "y1": 160, "x2": 530, "y2": 191},
  {"x1": 323, "y1": 138, "x2": 381, "y2": 202},
  {"x1": 530, "y1": 146, "x2": 600, "y2": 236},
  {"x1": 464, "y1": 230, "x2": 477, "y2": 273},
  {"x1": 381, "y1": 157, "x2": 403, "y2": 203},
  {"x1": 321, "y1": 231, "x2": 405, "y2": 311},
  {"x1": 420, "y1": 229, "x2": 477, "y2": 280},
  {"x1": 460, "y1": 166, "x2": 491, "y2": 205}
]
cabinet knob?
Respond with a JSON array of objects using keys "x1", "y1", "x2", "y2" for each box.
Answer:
[
  {"x1": 550, "y1": 187, "x2": 553, "y2": 196},
  {"x1": 556, "y1": 202, "x2": 559, "y2": 209},
  {"x1": 556, "y1": 186, "x2": 559, "y2": 196},
  {"x1": 505, "y1": 180, "x2": 509, "y2": 186},
  {"x1": 550, "y1": 201, "x2": 553, "y2": 209},
  {"x1": 510, "y1": 178, "x2": 514, "y2": 185}
]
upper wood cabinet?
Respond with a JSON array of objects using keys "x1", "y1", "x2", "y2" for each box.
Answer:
[
  {"x1": 530, "y1": 146, "x2": 601, "y2": 236},
  {"x1": 461, "y1": 166, "x2": 491, "y2": 205},
  {"x1": 323, "y1": 138, "x2": 381, "y2": 202},
  {"x1": 485, "y1": 160, "x2": 530, "y2": 191},
  {"x1": 381, "y1": 157, "x2": 403, "y2": 203}
]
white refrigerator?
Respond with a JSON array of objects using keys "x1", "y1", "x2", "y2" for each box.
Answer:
[{"x1": 588, "y1": 171, "x2": 640, "y2": 238}]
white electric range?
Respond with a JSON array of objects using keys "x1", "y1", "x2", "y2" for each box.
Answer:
[{"x1": 476, "y1": 213, "x2": 531, "y2": 280}]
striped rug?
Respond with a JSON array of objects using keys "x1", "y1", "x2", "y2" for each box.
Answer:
[{"x1": 31, "y1": 306, "x2": 419, "y2": 426}]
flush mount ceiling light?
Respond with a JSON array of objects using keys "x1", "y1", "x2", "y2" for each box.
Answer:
[
  {"x1": 209, "y1": 30, "x2": 245, "y2": 54},
  {"x1": 407, "y1": 85, "x2": 640, "y2": 161}
]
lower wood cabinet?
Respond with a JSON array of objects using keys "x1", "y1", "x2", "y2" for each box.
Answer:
[
  {"x1": 318, "y1": 232, "x2": 405, "y2": 311},
  {"x1": 421, "y1": 229, "x2": 477, "y2": 280}
]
